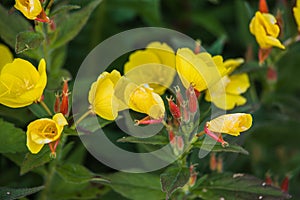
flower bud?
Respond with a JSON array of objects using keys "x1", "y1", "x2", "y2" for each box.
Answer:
[
  {"x1": 186, "y1": 85, "x2": 198, "y2": 114},
  {"x1": 281, "y1": 176, "x2": 289, "y2": 193},
  {"x1": 167, "y1": 96, "x2": 181, "y2": 120}
]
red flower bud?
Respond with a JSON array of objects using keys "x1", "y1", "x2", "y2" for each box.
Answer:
[
  {"x1": 60, "y1": 79, "x2": 70, "y2": 116},
  {"x1": 210, "y1": 153, "x2": 217, "y2": 171},
  {"x1": 186, "y1": 85, "x2": 198, "y2": 113},
  {"x1": 174, "y1": 86, "x2": 184, "y2": 106},
  {"x1": 176, "y1": 136, "x2": 184, "y2": 152},
  {"x1": 167, "y1": 96, "x2": 181, "y2": 120},
  {"x1": 259, "y1": 0, "x2": 269, "y2": 13},
  {"x1": 265, "y1": 174, "x2": 273, "y2": 185},
  {"x1": 281, "y1": 176, "x2": 289, "y2": 193},
  {"x1": 259, "y1": 48, "x2": 272, "y2": 65},
  {"x1": 267, "y1": 67, "x2": 277, "y2": 83},
  {"x1": 168, "y1": 129, "x2": 175, "y2": 145}
]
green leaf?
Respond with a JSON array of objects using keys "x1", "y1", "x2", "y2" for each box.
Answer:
[
  {"x1": 56, "y1": 163, "x2": 110, "y2": 184},
  {"x1": 20, "y1": 147, "x2": 52, "y2": 175},
  {"x1": 15, "y1": 31, "x2": 44, "y2": 54},
  {"x1": 194, "y1": 140, "x2": 249, "y2": 155},
  {"x1": 188, "y1": 12, "x2": 225, "y2": 37},
  {"x1": 77, "y1": 116, "x2": 113, "y2": 133},
  {"x1": 108, "y1": 172, "x2": 165, "y2": 200},
  {"x1": 117, "y1": 135, "x2": 168, "y2": 145},
  {"x1": 160, "y1": 166, "x2": 190, "y2": 199},
  {"x1": 193, "y1": 173, "x2": 291, "y2": 200},
  {"x1": 50, "y1": 5, "x2": 81, "y2": 17},
  {"x1": 0, "y1": 5, "x2": 31, "y2": 48},
  {"x1": 0, "y1": 186, "x2": 44, "y2": 200},
  {"x1": 0, "y1": 119, "x2": 27, "y2": 154},
  {"x1": 207, "y1": 34, "x2": 227, "y2": 55},
  {"x1": 51, "y1": 0, "x2": 103, "y2": 49}
]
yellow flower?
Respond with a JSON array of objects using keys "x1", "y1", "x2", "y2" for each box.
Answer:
[
  {"x1": 0, "y1": 44, "x2": 13, "y2": 70},
  {"x1": 249, "y1": 11, "x2": 285, "y2": 49},
  {"x1": 125, "y1": 83, "x2": 165, "y2": 119},
  {"x1": 14, "y1": 0, "x2": 43, "y2": 20},
  {"x1": 124, "y1": 42, "x2": 176, "y2": 95},
  {"x1": 293, "y1": 0, "x2": 300, "y2": 32},
  {"x1": 205, "y1": 74, "x2": 250, "y2": 110},
  {"x1": 26, "y1": 113, "x2": 68, "y2": 154},
  {"x1": 176, "y1": 48, "x2": 228, "y2": 92},
  {"x1": 205, "y1": 58, "x2": 250, "y2": 110},
  {"x1": 88, "y1": 70, "x2": 121, "y2": 120},
  {"x1": 206, "y1": 113, "x2": 252, "y2": 136},
  {"x1": 0, "y1": 58, "x2": 47, "y2": 108}
]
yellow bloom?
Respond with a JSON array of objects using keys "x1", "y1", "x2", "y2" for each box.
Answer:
[
  {"x1": 249, "y1": 11, "x2": 285, "y2": 49},
  {"x1": 14, "y1": 0, "x2": 42, "y2": 20},
  {"x1": 0, "y1": 58, "x2": 47, "y2": 108},
  {"x1": 293, "y1": 0, "x2": 300, "y2": 32},
  {"x1": 205, "y1": 74, "x2": 250, "y2": 110},
  {"x1": 124, "y1": 42, "x2": 176, "y2": 95},
  {"x1": 88, "y1": 70, "x2": 121, "y2": 120},
  {"x1": 125, "y1": 83, "x2": 165, "y2": 119},
  {"x1": 0, "y1": 44, "x2": 13, "y2": 70},
  {"x1": 205, "y1": 58, "x2": 249, "y2": 110},
  {"x1": 206, "y1": 113, "x2": 252, "y2": 136},
  {"x1": 176, "y1": 48, "x2": 228, "y2": 92},
  {"x1": 26, "y1": 113, "x2": 68, "y2": 154}
]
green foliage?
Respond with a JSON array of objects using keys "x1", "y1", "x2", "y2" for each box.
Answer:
[
  {"x1": 108, "y1": 172, "x2": 165, "y2": 200},
  {"x1": 0, "y1": 186, "x2": 44, "y2": 200},
  {"x1": 192, "y1": 173, "x2": 291, "y2": 200},
  {"x1": 160, "y1": 166, "x2": 190, "y2": 199},
  {"x1": 0, "y1": 119, "x2": 27, "y2": 154}
]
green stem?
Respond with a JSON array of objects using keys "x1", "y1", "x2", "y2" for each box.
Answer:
[
  {"x1": 40, "y1": 100, "x2": 53, "y2": 116},
  {"x1": 70, "y1": 110, "x2": 93, "y2": 130},
  {"x1": 40, "y1": 133, "x2": 67, "y2": 200}
]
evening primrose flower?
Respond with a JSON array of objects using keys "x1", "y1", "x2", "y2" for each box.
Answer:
[
  {"x1": 176, "y1": 48, "x2": 228, "y2": 93},
  {"x1": 0, "y1": 58, "x2": 47, "y2": 108},
  {"x1": 206, "y1": 113, "x2": 252, "y2": 136},
  {"x1": 293, "y1": 0, "x2": 300, "y2": 32},
  {"x1": 125, "y1": 83, "x2": 165, "y2": 119},
  {"x1": 205, "y1": 58, "x2": 250, "y2": 110},
  {"x1": 249, "y1": 11, "x2": 285, "y2": 49},
  {"x1": 14, "y1": 0, "x2": 43, "y2": 20},
  {"x1": 88, "y1": 70, "x2": 121, "y2": 120},
  {"x1": 26, "y1": 113, "x2": 68, "y2": 154},
  {"x1": 0, "y1": 44, "x2": 13, "y2": 69},
  {"x1": 124, "y1": 42, "x2": 176, "y2": 95}
]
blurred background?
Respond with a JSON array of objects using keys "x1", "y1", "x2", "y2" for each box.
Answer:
[{"x1": 1, "y1": 0, "x2": 300, "y2": 199}]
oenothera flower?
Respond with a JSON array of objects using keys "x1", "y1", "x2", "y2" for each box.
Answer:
[
  {"x1": 26, "y1": 113, "x2": 68, "y2": 154},
  {"x1": 125, "y1": 83, "x2": 165, "y2": 119},
  {"x1": 124, "y1": 42, "x2": 176, "y2": 95},
  {"x1": 14, "y1": 0, "x2": 43, "y2": 20},
  {"x1": 293, "y1": 0, "x2": 300, "y2": 32},
  {"x1": 205, "y1": 58, "x2": 250, "y2": 110},
  {"x1": 0, "y1": 58, "x2": 47, "y2": 108},
  {"x1": 176, "y1": 48, "x2": 228, "y2": 93},
  {"x1": 249, "y1": 11, "x2": 285, "y2": 49},
  {"x1": 88, "y1": 70, "x2": 121, "y2": 120},
  {"x1": 0, "y1": 44, "x2": 13, "y2": 69},
  {"x1": 206, "y1": 113, "x2": 252, "y2": 136}
]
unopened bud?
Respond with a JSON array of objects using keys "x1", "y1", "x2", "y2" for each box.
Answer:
[
  {"x1": 54, "y1": 93, "x2": 60, "y2": 113},
  {"x1": 176, "y1": 136, "x2": 184, "y2": 152},
  {"x1": 267, "y1": 67, "x2": 277, "y2": 83},
  {"x1": 174, "y1": 86, "x2": 184, "y2": 106},
  {"x1": 167, "y1": 96, "x2": 181, "y2": 120},
  {"x1": 186, "y1": 85, "x2": 198, "y2": 113},
  {"x1": 210, "y1": 153, "x2": 217, "y2": 171},
  {"x1": 259, "y1": 0, "x2": 269, "y2": 13},
  {"x1": 281, "y1": 176, "x2": 289, "y2": 193}
]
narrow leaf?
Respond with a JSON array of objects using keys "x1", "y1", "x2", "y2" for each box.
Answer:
[
  {"x1": 0, "y1": 186, "x2": 44, "y2": 200},
  {"x1": 0, "y1": 119, "x2": 27, "y2": 154},
  {"x1": 51, "y1": 0, "x2": 102, "y2": 49},
  {"x1": 194, "y1": 140, "x2": 249, "y2": 155},
  {"x1": 160, "y1": 166, "x2": 190, "y2": 199},
  {"x1": 117, "y1": 135, "x2": 168, "y2": 145},
  {"x1": 15, "y1": 31, "x2": 44, "y2": 54}
]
